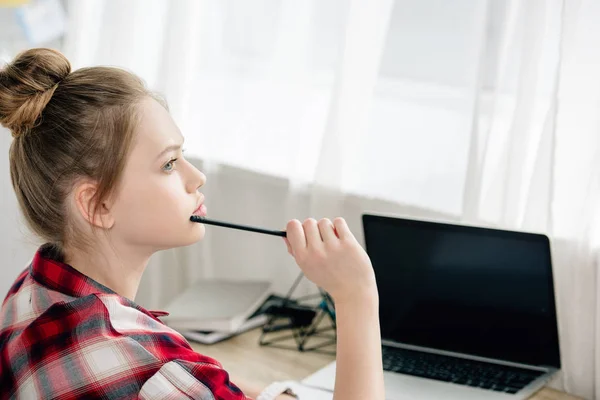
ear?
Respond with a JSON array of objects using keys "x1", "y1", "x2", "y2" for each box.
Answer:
[{"x1": 73, "y1": 180, "x2": 115, "y2": 229}]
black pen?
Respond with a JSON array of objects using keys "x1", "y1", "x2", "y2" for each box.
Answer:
[{"x1": 190, "y1": 215, "x2": 287, "y2": 237}]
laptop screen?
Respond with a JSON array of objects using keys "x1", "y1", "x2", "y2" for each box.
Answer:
[{"x1": 362, "y1": 214, "x2": 561, "y2": 368}]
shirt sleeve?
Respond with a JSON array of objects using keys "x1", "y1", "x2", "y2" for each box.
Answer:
[
  {"x1": 4, "y1": 294, "x2": 250, "y2": 400},
  {"x1": 139, "y1": 359, "x2": 249, "y2": 400}
]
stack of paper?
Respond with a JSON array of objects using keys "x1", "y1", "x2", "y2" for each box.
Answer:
[{"x1": 162, "y1": 280, "x2": 272, "y2": 333}]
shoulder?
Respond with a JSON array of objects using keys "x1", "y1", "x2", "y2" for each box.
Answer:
[
  {"x1": 1, "y1": 265, "x2": 33, "y2": 327},
  {"x1": 1, "y1": 293, "x2": 241, "y2": 399},
  {"x1": 1, "y1": 294, "x2": 163, "y2": 398},
  {"x1": 2, "y1": 266, "x2": 30, "y2": 306},
  {"x1": 1, "y1": 290, "x2": 252, "y2": 400}
]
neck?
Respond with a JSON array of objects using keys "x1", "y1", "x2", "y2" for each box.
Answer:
[{"x1": 63, "y1": 240, "x2": 153, "y2": 301}]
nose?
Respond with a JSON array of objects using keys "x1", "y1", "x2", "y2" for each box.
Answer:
[{"x1": 185, "y1": 162, "x2": 207, "y2": 193}]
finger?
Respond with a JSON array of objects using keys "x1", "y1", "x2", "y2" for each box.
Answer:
[
  {"x1": 283, "y1": 237, "x2": 293, "y2": 254},
  {"x1": 303, "y1": 218, "x2": 323, "y2": 249},
  {"x1": 318, "y1": 218, "x2": 337, "y2": 242},
  {"x1": 333, "y1": 217, "x2": 353, "y2": 240},
  {"x1": 286, "y1": 219, "x2": 306, "y2": 251}
]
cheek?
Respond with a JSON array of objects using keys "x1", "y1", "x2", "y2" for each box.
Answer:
[
  {"x1": 117, "y1": 177, "x2": 185, "y2": 223},
  {"x1": 114, "y1": 178, "x2": 201, "y2": 246},
  {"x1": 148, "y1": 182, "x2": 186, "y2": 217}
]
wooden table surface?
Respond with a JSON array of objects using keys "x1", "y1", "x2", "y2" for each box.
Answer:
[{"x1": 189, "y1": 328, "x2": 580, "y2": 400}]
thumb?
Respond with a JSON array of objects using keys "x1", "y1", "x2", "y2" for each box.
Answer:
[{"x1": 283, "y1": 237, "x2": 293, "y2": 255}]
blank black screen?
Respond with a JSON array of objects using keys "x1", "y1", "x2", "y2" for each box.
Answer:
[{"x1": 363, "y1": 215, "x2": 561, "y2": 368}]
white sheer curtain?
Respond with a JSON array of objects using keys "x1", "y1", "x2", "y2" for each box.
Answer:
[
  {"x1": 60, "y1": 0, "x2": 600, "y2": 397},
  {"x1": 465, "y1": 1, "x2": 600, "y2": 397}
]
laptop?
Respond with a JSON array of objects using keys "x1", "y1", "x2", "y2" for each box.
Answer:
[{"x1": 302, "y1": 213, "x2": 561, "y2": 399}]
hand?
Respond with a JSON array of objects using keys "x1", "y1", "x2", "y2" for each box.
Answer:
[{"x1": 283, "y1": 217, "x2": 377, "y2": 303}]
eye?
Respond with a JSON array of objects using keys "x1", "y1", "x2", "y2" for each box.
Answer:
[{"x1": 163, "y1": 157, "x2": 178, "y2": 172}]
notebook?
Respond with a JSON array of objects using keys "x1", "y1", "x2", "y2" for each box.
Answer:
[
  {"x1": 178, "y1": 294, "x2": 291, "y2": 344},
  {"x1": 162, "y1": 280, "x2": 272, "y2": 333}
]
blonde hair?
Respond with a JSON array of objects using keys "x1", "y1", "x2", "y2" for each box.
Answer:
[{"x1": 0, "y1": 48, "x2": 161, "y2": 262}]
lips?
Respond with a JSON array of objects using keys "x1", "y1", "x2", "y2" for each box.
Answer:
[
  {"x1": 193, "y1": 204, "x2": 207, "y2": 216},
  {"x1": 193, "y1": 195, "x2": 207, "y2": 216}
]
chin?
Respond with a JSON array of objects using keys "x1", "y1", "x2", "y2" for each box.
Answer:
[
  {"x1": 188, "y1": 222, "x2": 206, "y2": 244},
  {"x1": 154, "y1": 220, "x2": 206, "y2": 250}
]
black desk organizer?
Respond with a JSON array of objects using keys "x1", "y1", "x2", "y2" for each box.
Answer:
[{"x1": 258, "y1": 272, "x2": 336, "y2": 355}]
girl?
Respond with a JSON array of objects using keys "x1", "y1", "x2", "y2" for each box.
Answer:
[{"x1": 0, "y1": 48, "x2": 384, "y2": 400}]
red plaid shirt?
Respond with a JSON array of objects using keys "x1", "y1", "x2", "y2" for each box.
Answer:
[{"x1": 0, "y1": 243, "x2": 250, "y2": 399}]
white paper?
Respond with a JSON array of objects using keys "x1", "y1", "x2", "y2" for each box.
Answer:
[
  {"x1": 287, "y1": 382, "x2": 333, "y2": 400},
  {"x1": 301, "y1": 361, "x2": 337, "y2": 391}
]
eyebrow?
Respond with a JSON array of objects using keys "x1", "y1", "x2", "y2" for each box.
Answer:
[{"x1": 155, "y1": 138, "x2": 185, "y2": 161}]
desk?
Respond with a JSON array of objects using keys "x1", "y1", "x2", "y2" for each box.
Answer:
[{"x1": 189, "y1": 328, "x2": 581, "y2": 400}]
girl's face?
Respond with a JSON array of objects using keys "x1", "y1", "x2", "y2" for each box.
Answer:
[{"x1": 108, "y1": 97, "x2": 207, "y2": 251}]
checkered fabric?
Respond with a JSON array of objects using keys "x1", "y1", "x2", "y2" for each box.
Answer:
[{"x1": 0, "y1": 243, "x2": 250, "y2": 399}]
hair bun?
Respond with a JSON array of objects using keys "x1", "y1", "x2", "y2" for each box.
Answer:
[{"x1": 0, "y1": 48, "x2": 71, "y2": 138}]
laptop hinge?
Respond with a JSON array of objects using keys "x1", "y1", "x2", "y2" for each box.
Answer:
[{"x1": 381, "y1": 340, "x2": 551, "y2": 372}]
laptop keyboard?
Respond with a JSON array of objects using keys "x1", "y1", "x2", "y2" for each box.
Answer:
[{"x1": 382, "y1": 346, "x2": 545, "y2": 394}]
